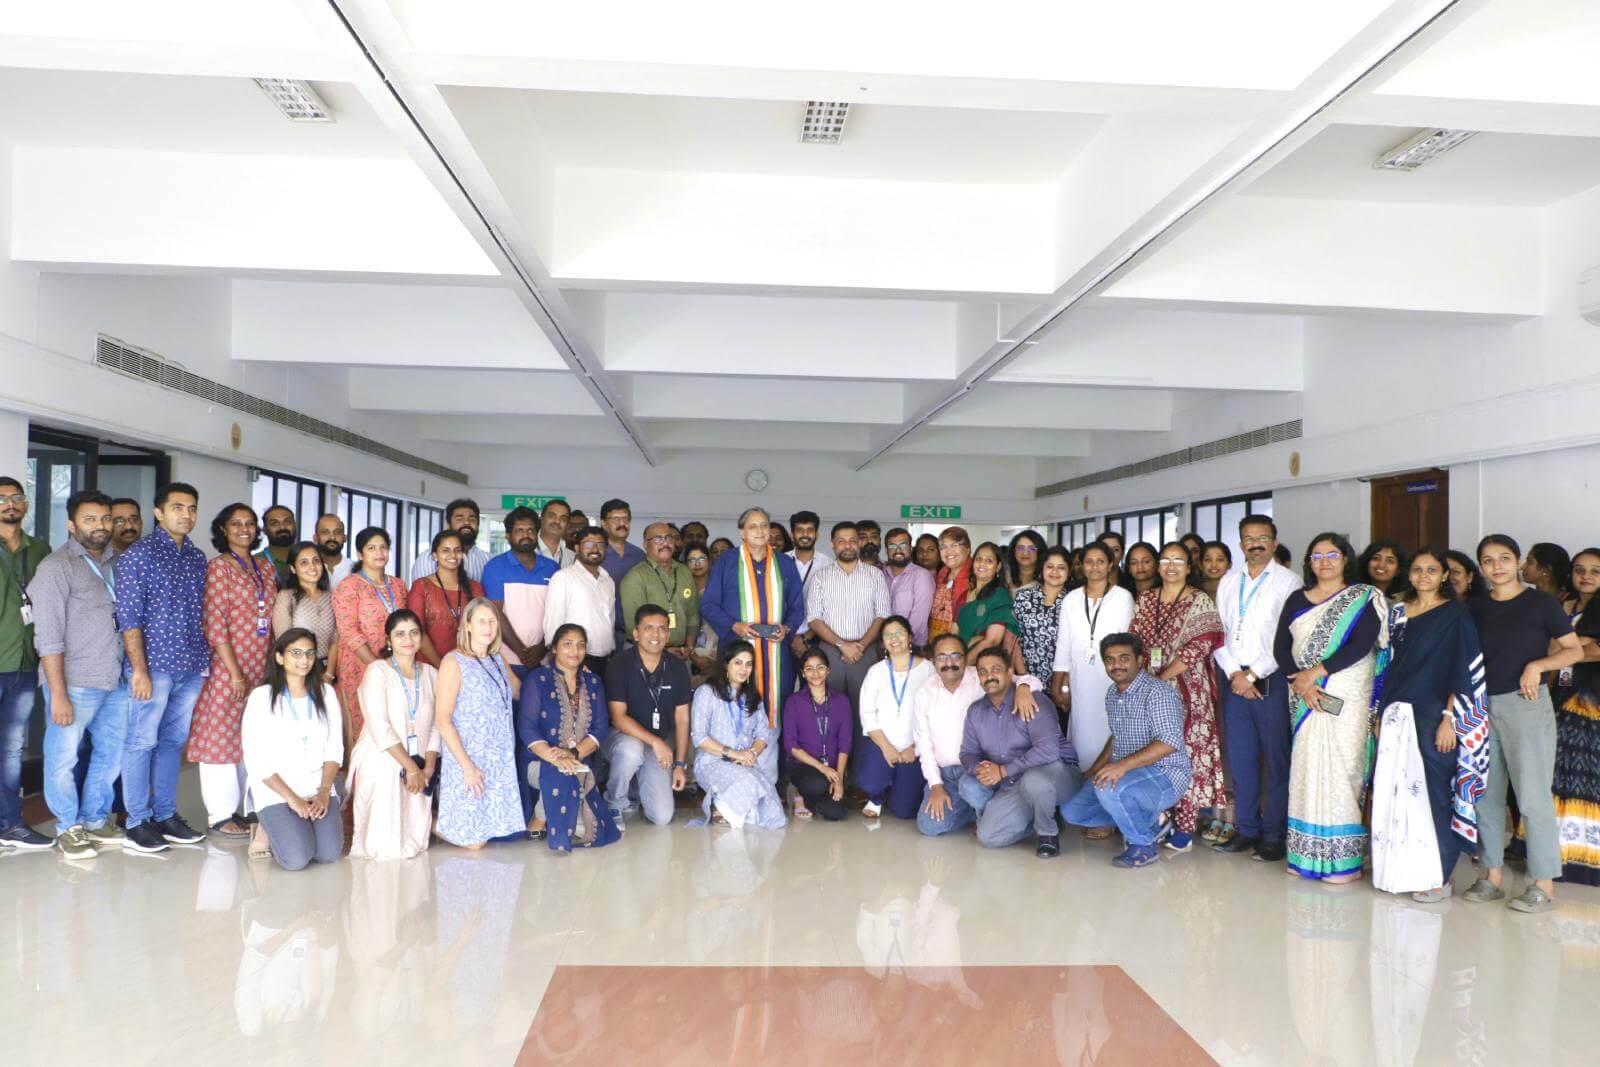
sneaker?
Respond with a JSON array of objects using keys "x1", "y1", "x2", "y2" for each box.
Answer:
[
  {"x1": 157, "y1": 816, "x2": 205, "y2": 845},
  {"x1": 85, "y1": 822, "x2": 126, "y2": 845},
  {"x1": 1507, "y1": 886, "x2": 1556, "y2": 914},
  {"x1": 1252, "y1": 841, "x2": 1286, "y2": 863},
  {"x1": 1215, "y1": 834, "x2": 1258, "y2": 854},
  {"x1": 0, "y1": 825, "x2": 54, "y2": 851},
  {"x1": 123, "y1": 822, "x2": 171, "y2": 854},
  {"x1": 1036, "y1": 834, "x2": 1061, "y2": 859},
  {"x1": 1461, "y1": 878, "x2": 1505, "y2": 904},
  {"x1": 1112, "y1": 843, "x2": 1159, "y2": 868},
  {"x1": 862, "y1": 800, "x2": 882, "y2": 819},
  {"x1": 1164, "y1": 831, "x2": 1194, "y2": 853},
  {"x1": 55, "y1": 825, "x2": 96, "y2": 860}
]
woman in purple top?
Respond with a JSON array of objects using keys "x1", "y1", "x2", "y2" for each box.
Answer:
[{"x1": 781, "y1": 647, "x2": 853, "y2": 821}]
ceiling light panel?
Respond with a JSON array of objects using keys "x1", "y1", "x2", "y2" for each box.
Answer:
[
  {"x1": 800, "y1": 101, "x2": 850, "y2": 144},
  {"x1": 254, "y1": 78, "x2": 334, "y2": 123},
  {"x1": 1373, "y1": 127, "x2": 1476, "y2": 171}
]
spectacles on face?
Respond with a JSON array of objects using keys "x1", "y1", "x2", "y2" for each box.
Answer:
[
  {"x1": 0, "y1": 494, "x2": 27, "y2": 506},
  {"x1": 647, "y1": 535, "x2": 673, "y2": 545},
  {"x1": 802, "y1": 664, "x2": 828, "y2": 674},
  {"x1": 282, "y1": 647, "x2": 318, "y2": 661},
  {"x1": 1241, "y1": 535, "x2": 1273, "y2": 546},
  {"x1": 1158, "y1": 558, "x2": 1187, "y2": 568},
  {"x1": 934, "y1": 652, "x2": 963, "y2": 664},
  {"x1": 1014, "y1": 543, "x2": 1037, "y2": 555},
  {"x1": 1310, "y1": 551, "x2": 1343, "y2": 563}
]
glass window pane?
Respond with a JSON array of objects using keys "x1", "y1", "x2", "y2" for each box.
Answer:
[
  {"x1": 1219, "y1": 501, "x2": 1246, "y2": 546},
  {"x1": 251, "y1": 478, "x2": 273, "y2": 522},
  {"x1": 1254, "y1": 496, "x2": 1273, "y2": 518},
  {"x1": 1196, "y1": 507, "x2": 1217, "y2": 543}
]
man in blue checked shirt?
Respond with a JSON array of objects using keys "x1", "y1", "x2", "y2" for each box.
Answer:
[
  {"x1": 114, "y1": 482, "x2": 210, "y2": 854},
  {"x1": 1061, "y1": 632, "x2": 1191, "y2": 869}
]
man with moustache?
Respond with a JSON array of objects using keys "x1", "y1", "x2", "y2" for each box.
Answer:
[
  {"x1": 536, "y1": 499, "x2": 575, "y2": 569},
  {"x1": 261, "y1": 504, "x2": 298, "y2": 586},
  {"x1": 786, "y1": 510, "x2": 830, "y2": 653},
  {"x1": 959, "y1": 647, "x2": 1078, "y2": 857},
  {"x1": 542, "y1": 525, "x2": 617, "y2": 677},
  {"x1": 884, "y1": 527, "x2": 934, "y2": 649},
  {"x1": 701, "y1": 507, "x2": 806, "y2": 719},
  {"x1": 619, "y1": 522, "x2": 699, "y2": 659},
  {"x1": 314, "y1": 513, "x2": 356, "y2": 587},
  {"x1": 913, "y1": 633, "x2": 1043, "y2": 838},
  {"x1": 110, "y1": 498, "x2": 143, "y2": 554},
  {"x1": 411, "y1": 499, "x2": 489, "y2": 582},
  {"x1": 115, "y1": 482, "x2": 209, "y2": 853},
  {"x1": 805, "y1": 522, "x2": 890, "y2": 715},
  {"x1": 855, "y1": 519, "x2": 884, "y2": 567},
  {"x1": 680, "y1": 521, "x2": 709, "y2": 552},
  {"x1": 0, "y1": 476, "x2": 50, "y2": 851},
  {"x1": 33, "y1": 491, "x2": 129, "y2": 857},
  {"x1": 1061, "y1": 633, "x2": 1190, "y2": 869},
  {"x1": 565, "y1": 510, "x2": 589, "y2": 550},
  {"x1": 482, "y1": 507, "x2": 559, "y2": 675},
  {"x1": 1211, "y1": 514, "x2": 1300, "y2": 862}
]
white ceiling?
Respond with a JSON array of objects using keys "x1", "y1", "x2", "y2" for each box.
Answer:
[{"x1": 3, "y1": 0, "x2": 1599, "y2": 488}]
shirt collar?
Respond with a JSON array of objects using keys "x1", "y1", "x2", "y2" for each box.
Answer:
[
  {"x1": 1114, "y1": 671, "x2": 1154, "y2": 700},
  {"x1": 64, "y1": 538, "x2": 116, "y2": 565}
]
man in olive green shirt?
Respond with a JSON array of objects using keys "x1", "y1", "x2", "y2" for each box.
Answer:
[
  {"x1": 619, "y1": 522, "x2": 700, "y2": 660},
  {"x1": 0, "y1": 475, "x2": 50, "y2": 849}
]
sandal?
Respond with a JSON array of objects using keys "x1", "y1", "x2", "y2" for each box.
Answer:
[
  {"x1": 794, "y1": 798, "x2": 813, "y2": 820},
  {"x1": 1411, "y1": 887, "x2": 1450, "y2": 903},
  {"x1": 211, "y1": 819, "x2": 250, "y2": 839},
  {"x1": 1082, "y1": 825, "x2": 1115, "y2": 841},
  {"x1": 248, "y1": 825, "x2": 272, "y2": 860}
]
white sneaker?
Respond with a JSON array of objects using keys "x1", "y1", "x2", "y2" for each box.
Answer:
[{"x1": 862, "y1": 800, "x2": 882, "y2": 819}]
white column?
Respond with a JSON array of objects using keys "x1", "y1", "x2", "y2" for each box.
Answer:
[{"x1": 0, "y1": 407, "x2": 28, "y2": 480}]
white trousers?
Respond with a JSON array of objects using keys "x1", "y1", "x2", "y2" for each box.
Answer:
[{"x1": 199, "y1": 762, "x2": 252, "y2": 827}]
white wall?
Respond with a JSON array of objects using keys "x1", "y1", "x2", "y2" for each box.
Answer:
[
  {"x1": 1476, "y1": 444, "x2": 1600, "y2": 553},
  {"x1": 0, "y1": 410, "x2": 26, "y2": 480},
  {"x1": 168, "y1": 451, "x2": 252, "y2": 554}
]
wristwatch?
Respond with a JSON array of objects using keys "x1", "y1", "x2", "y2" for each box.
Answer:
[
  {"x1": 1244, "y1": 670, "x2": 1257, "y2": 684},
  {"x1": 673, "y1": 760, "x2": 688, "y2": 769}
]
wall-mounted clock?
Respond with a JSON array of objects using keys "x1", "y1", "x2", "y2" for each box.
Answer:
[{"x1": 745, "y1": 468, "x2": 769, "y2": 492}]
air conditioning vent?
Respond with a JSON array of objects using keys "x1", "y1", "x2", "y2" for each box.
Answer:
[
  {"x1": 1035, "y1": 419, "x2": 1301, "y2": 498},
  {"x1": 95, "y1": 335, "x2": 467, "y2": 484}
]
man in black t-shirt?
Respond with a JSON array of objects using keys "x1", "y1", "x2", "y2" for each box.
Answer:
[{"x1": 603, "y1": 604, "x2": 692, "y2": 827}]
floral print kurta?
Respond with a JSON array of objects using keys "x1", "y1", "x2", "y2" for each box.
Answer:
[
  {"x1": 1130, "y1": 587, "x2": 1225, "y2": 833},
  {"x1": 334, "y1": 571, "x2": 409, "y2": 734},
  {"x1": 186, "y1": 553, "x2": 278, "y2": 764}
]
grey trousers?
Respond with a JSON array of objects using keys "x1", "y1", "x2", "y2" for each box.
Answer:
[
  {"x1": 257, "y1": 797, "x2": 343, "y2": 872},
  {"x1": 824, "y1": 641, "x2": 881, "y2": 778},
  {"x1": 971, "y1": 761, "x2": 1081, "y2": 849},
  {"x1": 1478, "y1": 687, "x2": 1561, "y2": 881}
]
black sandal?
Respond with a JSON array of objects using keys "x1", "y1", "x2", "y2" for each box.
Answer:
[{"x1": 210, "y1": 819, "x2": 251, "y2": 839}]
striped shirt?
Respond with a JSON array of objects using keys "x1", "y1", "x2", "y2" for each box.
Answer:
[
  {"x1": 805, "y1": 560, "x2": 890, "y2": 642},
  {"x1": 410, "y1": 544, "x2": 490, "y2": 583}
]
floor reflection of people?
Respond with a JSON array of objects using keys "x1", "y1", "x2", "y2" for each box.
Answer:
[
  {"x1": 344, "y1": 858, "x2": 432, "y2": 1043},
  {"x1": 1285, "y1": 884, "x2": 1372, "y2": 1066},
  {"x1": 1368, "y1": 895, "x2": 1441, "y2": 1067},
  {"x1": 233, "y1": 877, "x2": 341, "y2": 1038},
  {"x1": 687, "y1": 825, "x2": 783, "y2": 962},
  {"x1": 432, "y1": 854, "x2": 526, "y2": 1035}
]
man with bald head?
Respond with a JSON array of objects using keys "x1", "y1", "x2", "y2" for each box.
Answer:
[
  {"x1": 619, "y1": 521, "x2": 700, "y2": 659},
  {"x1": 700, "y1": 507, "x2": 806, "y2": 720}
]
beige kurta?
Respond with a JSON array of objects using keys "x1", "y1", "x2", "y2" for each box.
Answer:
[{"x1": 349, "y1": 660, "x2": 440, "y2": 860}]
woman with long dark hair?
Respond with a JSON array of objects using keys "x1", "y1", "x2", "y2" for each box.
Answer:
[
  {"x1": 188, "y1": 503, "x2": 278, "y2": 839},
  {"x1": 1013, "y1": 547, "x2": 1072, "y2": 683},
  {"x1": 691, "y1": 640, "x2": 784, "y2": 828},
  {"x1": 333, "y1": 526, "x2": 408, "y2": 736},
  {"x1": 781, "y1": 647, "x2": 853, "y2": 821},
  {"x1": 407, "y1": 529, "x2": 485, "y2": 667},
  {"x1": 1276, "y1": 532, "x2": 1387, "y2": 882},
  {"x1": 1199, "y1": 541, "x2": 1232, "y2": 602},
  {"x1": 1444, "y1": 550, "x2": 1486, "y2": 601},
  {"x1": 913, "y1": 534, "x2": 941, "y2": 573},
  {"x1": 1359, "y1": 539, "x2": 1410, "y2": 599},
  {"x1": 956, "y1": 541, "x2": 1015, "y2": 668},
  {"x1": 1523, "y1": 542, "x2": 1572, "y2": 600},
  {"x1": 241, "y1": 628, "x2": 344, "y2": 870},
  {"x1": 1463, "y1": 534, "x2": 1582, "y2": 913},
  {"x1": 1369, "y1": 549, "x2": 1489, "y2": 901},
  {"x1": 349, "y1": 609, "x2": 439, "y2": 860},
  {"x1": 271, "y1": 541, "x2": 338, "y2": 677},
  {"x1": 1552, "y1": 547, "x2": 1600, "y2": 886},
  {"x1": 1124, "y1": 542, "x2": 1160, "y2": 597},
  {"x1": 1051, "y1": 541, "x2": 1135, "y2": 806},
  {"x1": 518, "y1": 623, "x2": 619, "y2": 853},
  {"x1": 1007, "y1": 530, "x2": 1048, "y2": 591}
]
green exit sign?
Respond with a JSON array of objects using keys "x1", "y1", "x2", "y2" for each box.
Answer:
[
  {"x1": 501, "y1": 494, "x2": 566, "y2": 511},
  {"x1": 901, "y1": 504, "x2": 962, "y2": 520}
]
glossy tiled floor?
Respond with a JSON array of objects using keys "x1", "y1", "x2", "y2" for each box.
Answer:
[{"x1": 4, "y1": 786, "x2": 1600, "y2": 1065}]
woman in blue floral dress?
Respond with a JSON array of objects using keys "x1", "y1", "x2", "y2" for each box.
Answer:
[{"x1": 434, "y1": 598, "x2": 525, "y2": 848}]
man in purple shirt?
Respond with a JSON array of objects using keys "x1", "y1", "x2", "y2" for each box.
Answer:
[
  {"x1": 959, "y1": 647, "x2": 1081, "y2": 857},
  {"x1": 884, "y1": 527, "x2": 934, "y2": 647},
  {"x1": 114, "y1": 482, "x2": 210, "y2": 853}
]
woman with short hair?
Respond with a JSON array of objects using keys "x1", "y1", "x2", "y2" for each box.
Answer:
[
  {"x1": 930, "y1": 527, "x2": 974, "y2": 641},
  {"x1": 333, "y1": 527, "x2": 408, "y2": 735},
  {"x1": 1006, "y1": 530, "x2": 1048, "y2": 591},
  {"x1": 349, "y1": 609, "x2": 439, "y2": 860}
]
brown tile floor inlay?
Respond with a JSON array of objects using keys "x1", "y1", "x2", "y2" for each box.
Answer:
[{"x1": 517, "y1": 964, "x2": 1216, "y2": 1065}]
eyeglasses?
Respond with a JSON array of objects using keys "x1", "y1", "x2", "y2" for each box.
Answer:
[
  {"x1": 1014, "y1": 543, "x2": 1038, "y2": 555},
  {"x1": 1310, "y1": 551, "x2": 1343, "y2": 563},
  {"x1": 282, "y1": 647, "x2": 318, "y2": 660},
  {"x1": 1158, "y1": 558, "x2": 1188, "y2": 568},
  {"x1": 0, "y1": 494, "x2": 27, "y2": 505},
  {"x1": 802, "y1": 664, "x2": 828, "y2": 674},
  {"x1": 647, "y1": 535, "x2": 673, "y2": 544},
  {"x1": 934, "y1": 653, "x2": 964, "y2": 664},
  {"x1": 1241, "y1": 535, "x2": 1273, "y2": 546}
]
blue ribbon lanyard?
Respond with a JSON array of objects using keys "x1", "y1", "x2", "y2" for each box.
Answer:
[
  {"x1": 362, "y1": 571, "x2": 398, "y2": 614},
  {"x1": 1235, "y1": 572, "x2": 1269, "y2": 641}
]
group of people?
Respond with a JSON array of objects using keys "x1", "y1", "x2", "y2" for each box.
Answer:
[{"x1": 1, "y1": 478, "x2": 1595, "y2": 914}]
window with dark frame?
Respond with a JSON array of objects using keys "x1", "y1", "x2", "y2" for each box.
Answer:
[
  {"x1": 249, "y1": 468, "x2": 325, "y2": 543},
  {"x1": 1190, "y1": 492, "x2": 1274, "y2": 546}
]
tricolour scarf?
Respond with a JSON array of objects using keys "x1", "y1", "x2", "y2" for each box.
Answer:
[{"x1": 737, "y1": 546, "x2": 784, "y2": 724}]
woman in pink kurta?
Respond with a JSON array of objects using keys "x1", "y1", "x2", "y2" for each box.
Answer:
[
  {"x1": 334, "y1": 526, "x2": 408, "y2": 736},
  {"x1": 350, "y1": 609, "x2": 439, "y2": 859},
  {"x1": 1129, "y1": 542, "x2": 1226, "y2": 849},
  {"x1": 187, "y1": 504, "x2": 279, "y2": 836}
]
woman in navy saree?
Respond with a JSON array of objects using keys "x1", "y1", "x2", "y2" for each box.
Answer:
[{"x1": 517, "y1": 623, "x2": 620, "y2": 854}]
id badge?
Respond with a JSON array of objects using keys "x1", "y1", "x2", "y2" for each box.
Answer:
[
  {"x1": 652, "y1": 711, "x2": 661, "y2": 731},
  {"x1": 1149, "y1": 648, "x2": 1164, "y2": 671},
  {"x1": 668, "y1": 611, "x2": 677, "y2": 630},
  {"x1": 19, "y1": 602, "x2": 32, "y2": 627},
  {"x1": 256, "y1": 616, "x2": 270, "y2": 637},
  {"x1": 1558, "y1": 667, "x2": 1574, "y2": 689},
  {"x1": 406, "y1": 733, "x2": 419, "y2": 757}
]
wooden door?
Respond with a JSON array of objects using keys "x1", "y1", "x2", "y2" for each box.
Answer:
[{"x1": 1370, "y1": 468, "x2": 1449, "y2": 550}]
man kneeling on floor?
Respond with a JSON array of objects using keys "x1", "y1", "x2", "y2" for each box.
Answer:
[
  {"x1": 1062, "y1": 632, "x2": 1190, "y2": 869},
  {"x1": 959, "y1": 647, "x2": 1080, "y2": 858}
]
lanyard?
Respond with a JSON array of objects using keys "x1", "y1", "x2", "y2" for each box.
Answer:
[
  {"x1": 887, "y1": 658, "x2": 910, "y2": 712},
  {"x1": 648, "y1": 565, "x2": 678, "y2": 615},
  {"x1": 1083, "y1": 592, "x2": 1106, "y2": 643},
  {"x1": 473, "y1": 655, "x2": 510, "y2": 706},
  {"x1": 389, "y1": 658, "x2": 420, "y2": 729},
  {"x1": 1235, "y1": 570, "x2": 1270, "y2": 640},
  {"x1": 639, "y1": 657, "x2": 666, "y2": 731},
  {"x1": 812, "y1": 696, "x2": 831, "y2": 764},
  {"x1": 727, "y1": 698, "x2": 753, "y2": 749},
  {"x1": 1, "y1": 541, "x2": 30, "y2": 599},
  {"x1": 232, "y1": 552, "x2": 269, "y2": 611},
  {"x1": 361, "y1": 571, "x2": 398, "y2": 614},
  {"x1": 432, "y1": 576, "x2": 466, "y2": 622},
  {"x1": 81, "y1": 552, "x2": 116, "y2": 599}
]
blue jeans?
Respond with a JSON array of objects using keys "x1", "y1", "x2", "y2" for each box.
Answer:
[
  {"x1": 121, "y1": 668, "x2": 205, "y2": 828},
  {"x1": 0, "y1": 670, "x2": 39, "y2": 830},
  {"x1": 1061, "y1": 765, "x2": 1182, "y2": 847},
  {"x1": 43, "y1": 682, "x2": 130, "y2": 829},
  {"x1": 1221, "y1": 672, "x2": 1290, "y2": 844},
  {"x1": 917, "y1": 764, "x2": 977, "y2": 836}
]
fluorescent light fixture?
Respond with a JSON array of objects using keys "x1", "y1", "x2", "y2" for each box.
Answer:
[
  {"x1": 254, "y1": 78, "x2": 334, "y2": 123},
  {"x1": 800, "y1": 101, "x2": 850, "y2": 144},
  {"x1": 1373, "y1": 128, "x2": 1476, "y2": 171}
]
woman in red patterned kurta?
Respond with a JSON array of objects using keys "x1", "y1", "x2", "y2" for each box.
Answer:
[
  {"x1": 1130, "y1": 541, "x2": 1225, "y2": 849},
  {"x1": 406, "y1": 529, "x2": 484, "y2": 667},
  {"x1": 186, "y1": 504, "x2": 279, "y2": 837},
  {"x1": 334, "y1": 526, "x2": 408, "y2": 737}
]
